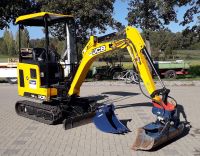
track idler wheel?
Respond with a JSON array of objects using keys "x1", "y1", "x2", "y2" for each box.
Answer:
[{"x1": 15, "y1": 101, "x2": 26, "y2": 115}]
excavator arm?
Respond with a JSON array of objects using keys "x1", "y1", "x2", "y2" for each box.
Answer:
[
  {"x1": 68, "y1": 38, "x2": 126, "y2": 95},
  {"x1": 68, "y1": 26, "x2": 184, "y2": 150},
  {"x1": 68, "y1": 27, "x2": 159, "y2": 101}
]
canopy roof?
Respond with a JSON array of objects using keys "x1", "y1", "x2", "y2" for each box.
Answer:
[{"x1": 15, "y1": 12, "x2": 74, "y2": 26}]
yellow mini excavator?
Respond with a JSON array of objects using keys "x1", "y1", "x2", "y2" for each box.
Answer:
[{"x1": 15, "y1": 12, "x2": 184, "y2": 150}]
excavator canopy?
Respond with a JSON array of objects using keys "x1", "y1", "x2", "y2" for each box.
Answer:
[
  {"x1": 15, "y1": 12, "x2": 74, "y2": 26},
  {"x1": 15, "y1": 12, "x2": 76, "y2": 64}
]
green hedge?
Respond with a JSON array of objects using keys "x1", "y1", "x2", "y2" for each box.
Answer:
[{"x1": 189, "y1": 65, "x2": 200, "y2": 77}]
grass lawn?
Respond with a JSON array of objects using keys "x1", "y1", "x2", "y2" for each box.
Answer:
[
  {"x1": 174, "y1": 50, "x2": 200, "y2": 60},
  {"x1": 0, "y1": 55, "x2": 9, "y2": 63},
  {"x1": 93, "y1": 50, "x2": 200, "y2": 68},
  {"x1": 92, "y1": 61, "x2": 134, "y2": 69},
  {"x1": 93, "y1": 59, "x2": 200, "y2": 69},
  {"x1": 185, "y1": 60, "x2": 200, "y2": 66},
  {"x1": 0, "y1": 55, "x2": 19, "y2": 63}
]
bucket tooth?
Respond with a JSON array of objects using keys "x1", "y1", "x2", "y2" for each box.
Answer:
[
  {"x1": 93, "y1": 104, "x2": 129, "y2": 134},
  {"x1": 132, "y1": 123, "x2": 185, "y2": 150}
]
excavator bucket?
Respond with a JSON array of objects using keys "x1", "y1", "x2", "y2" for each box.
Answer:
[
  {"x1": 132, "y1": 122, "x2": 185, "y2": 150},
  {"x1": 93, "y1": 104, "x2": 129, "y2": 134}
]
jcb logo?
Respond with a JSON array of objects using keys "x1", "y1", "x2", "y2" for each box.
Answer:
[{"x1": 90, "y1": 46, "x2": 106, "y2": 55}]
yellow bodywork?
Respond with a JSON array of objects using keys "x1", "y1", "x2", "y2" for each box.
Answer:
[
  {"x1": 17, "y1": 63, "x2": 57, "y2": 101},
  {"x1": 15, "y1": 12, "x2": 73, "y2": 24},
  {"x1": 68, "y1": 26, "x2": 160, "y2": 101},
  {"x1": 17, "y1": 25, "x2": 160, "y2": 102}
]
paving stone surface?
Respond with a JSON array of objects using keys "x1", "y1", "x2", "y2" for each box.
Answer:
[{"x1": 0, "y1": 81, "x2": 200, "y2": 156}]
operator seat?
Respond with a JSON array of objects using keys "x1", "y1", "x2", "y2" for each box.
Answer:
[{"x1": 32, "y1": 48, "x2": 46, "y2": 62}]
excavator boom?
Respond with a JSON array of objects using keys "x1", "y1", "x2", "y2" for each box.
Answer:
[
  {"x1": 68, "y1": 27, "x2": 158, "y2": 100},
  {"x1": 67, "y1": 26, "x2": 184, "y2": 150}
]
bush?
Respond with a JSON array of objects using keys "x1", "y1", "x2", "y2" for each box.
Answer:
[{"x1": 188, "y1": 65, "x2": 200, "y2": 77}]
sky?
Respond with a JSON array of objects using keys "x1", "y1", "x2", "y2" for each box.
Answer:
[{"x1": 0, "y1": 0, "x2": 199, "y2": 39}]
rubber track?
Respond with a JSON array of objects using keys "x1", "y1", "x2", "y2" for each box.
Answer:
[{"x1": 15, "y1": 100, "x2": 62, "y2": 125}]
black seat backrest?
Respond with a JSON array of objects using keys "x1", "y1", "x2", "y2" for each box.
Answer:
[
  {"x1": 39, "y1": 62, "x2": 64, "y2": 86},
  {"x1": 33, "y1": 48, "x2": 46, "y2": 61}
]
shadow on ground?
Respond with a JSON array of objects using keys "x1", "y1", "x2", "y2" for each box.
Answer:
[
  {"x1": 116, "y1": 102, "x2": 152, "y2": 109},
  {"x1": 0, "y1": 80, "x2": 8, "y2": 83},
  {"x1": 102, "y1": 91, "x2": 140, "y2": 96},
  {"x1": 87, "y1": 94, "x2": 109, "y2": 101}
]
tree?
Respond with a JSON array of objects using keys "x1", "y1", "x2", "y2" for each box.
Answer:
[
  {"x1": 36, "y1": 0, "x2": 121, "y2": 43},
  {"x1": 0, "y1": 0, "x2": 41, "y2": 29},
  {"x1": 29, "y1": 39, "x2": 45, "y2": 49},
  {"x1": 179, "y1": 0, "x2": 200, "y2": 45},
  {"x1": 179, "y1": 0, "x2": 200, "y2": 27},
  {"x1": 127, "y1": 0, "x2": 179, "y2": 55},
  {"x1": 3, "y1": 29, "x2": 16, "y2": 56},
  {"x1": 148, "y1": 30, "x2": 186, "y2": 59},
  {"x1": 127, "y1": 0, "x2": 178, "y2": 31},
  {"x1": 15, "y1": 28, "x2": 30, "y2": 52},
  {"x1": 1, "y1": 0, "x2": 123, "y2": 57},
  {"x1": 127, "y1": 0, "x2": 199, "y2": 32},
  {"x1": 0, "y1": 38, "x2": 7, "y2": 55},
  {"x1": 101, "y1": 50, "x2": 122, "y2": 66},
  {"x1": 49, "y1": 37, "x2": 65, "y2": 55}
]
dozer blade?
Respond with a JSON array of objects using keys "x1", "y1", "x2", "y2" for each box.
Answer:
[
  {"x1": 63, "y1": 112, "x2": 95, "y2": 130},
  {"x1": 132, "y1": 122, "x2": 185, "y2": 150},
  {"x1": 93, "y1": 104, "x2": 129, "y2": 134}
]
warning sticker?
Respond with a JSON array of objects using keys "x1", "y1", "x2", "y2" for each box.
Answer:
[{"x1": 29, "y1": 80, "x2": 37, "y2": 89}]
